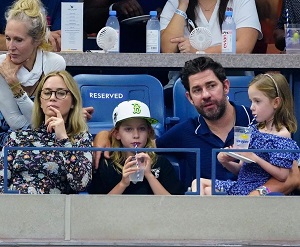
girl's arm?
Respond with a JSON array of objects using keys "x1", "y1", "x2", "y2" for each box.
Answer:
[
  {"x1": 250, "y1": 154, "x2": 290, "y2": 182},
  {"x1": 217, "y1": 150, "x2": 242, "y2": 175}
]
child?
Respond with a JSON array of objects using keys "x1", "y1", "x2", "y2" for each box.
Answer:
[
  {"x1": 88, "y1": 100, "x2": 185, "y2": 195},
  {"x1": 193, "y1": 73, "x2": 300, "y2": 195}
]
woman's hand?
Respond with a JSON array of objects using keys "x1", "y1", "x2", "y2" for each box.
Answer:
[
  {"x1": 170, "y1": 36, "x2": 196, "y2": 53},
  {"x1": 82, "y1": 106, "x2": 94, "y2": 121},
  {"x1": 45, "y1": 106, "x2": 68, "y2": 140},
  {"x1": 0, "y1": 54, "x2": 21, "y2": 85}
]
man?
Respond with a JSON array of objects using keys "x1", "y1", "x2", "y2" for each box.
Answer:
[
  {"x1": 93, "y1": 56, "x2": 300, "y2": 195},
  {"x1": 0, "y1": 0, "x2": 75, "y2": 52}
]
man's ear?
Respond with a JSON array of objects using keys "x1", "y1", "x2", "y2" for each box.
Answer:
[
  {"x1": 186, "y1": 91, "x2": 194, "y2": 105},
  {"x1": 223, "y1": 79, "x2": 230, "y2": 95}
]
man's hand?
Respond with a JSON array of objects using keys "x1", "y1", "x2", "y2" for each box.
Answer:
[
  {"x1": 93, "y1": 130, "x2": 111, "y2": 169},
  {"x1": 83, "y1": 106, "x2": 94, "y2": 121},
  {"x1": 249, "y1": 161, "x2": 300, "y2": 195},
  {"x1": 113, "y1": 0, "x2": 143, "y2": 18}
]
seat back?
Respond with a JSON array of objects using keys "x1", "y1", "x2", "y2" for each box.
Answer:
[
  {"x1": 169, "y1": 76, "x2": 254, "y2": 124},
  {"x1": 74, "y1": 74, "x2": 165, "y2": 136}
]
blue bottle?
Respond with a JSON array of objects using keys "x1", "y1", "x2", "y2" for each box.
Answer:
[
  {"x1": 221, "y1": 11, "x2": 236, "y2": 54},
  {"x1": 105, "y1": 10, "x2": 120, "y2": 53},
  {"x1": 146, "y1": 11, "x2": 160, "y2": 53}
]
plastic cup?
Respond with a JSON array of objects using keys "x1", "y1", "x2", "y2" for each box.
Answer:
[
  {"x1": 285, "y1": 24, "x2": 300, "y2": 54},
  {"x1": 129, "y1": 157, "x2": 145, "y2": 183},
  {"x1": 233, "y1": 126, "x2": 252, "y2": 149}
]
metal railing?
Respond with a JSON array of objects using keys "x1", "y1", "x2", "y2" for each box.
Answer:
[{"x1": 3, "y1": 146, "x2": 200, "y2": 195}]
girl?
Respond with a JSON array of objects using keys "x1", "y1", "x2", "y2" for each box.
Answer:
[
  {"x1": 88, "y1": 100, "x2": 185, "y2": 195},
  {"x1": 194, "y1": 73, "x2": 300, "y2": 195}
]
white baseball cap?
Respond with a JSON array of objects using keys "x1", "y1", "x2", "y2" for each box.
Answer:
[{"x1": 112, "y1": 100, "x2": 158, "y2": 126}]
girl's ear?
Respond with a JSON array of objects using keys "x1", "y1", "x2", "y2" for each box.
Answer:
[
  {"x1": 112, "y1": 129, "x2": 121, "y2": 140},
  {"x1": 273, "y1": 96, "x2": 281, "y2": 109}
]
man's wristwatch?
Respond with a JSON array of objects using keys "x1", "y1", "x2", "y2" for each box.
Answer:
[{"x1": 256, "y1": 186, "x2": 271, "y2": 196}]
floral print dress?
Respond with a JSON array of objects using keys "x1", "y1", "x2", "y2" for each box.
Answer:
[{"x1": 0, "y1": 124, "x2": 93, "y2": 194}]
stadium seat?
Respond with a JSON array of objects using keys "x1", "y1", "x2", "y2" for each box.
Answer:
[
  {"x1": 166, "y1": 75, "x2": 254, "y2": 127},
  {"x1": 74, "y1": 74, "x2": 165, "y2": 137}
]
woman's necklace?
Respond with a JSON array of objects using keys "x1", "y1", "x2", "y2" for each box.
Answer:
[{"x1": 199, "y1": 1, "x2": 217, "y2": 12}]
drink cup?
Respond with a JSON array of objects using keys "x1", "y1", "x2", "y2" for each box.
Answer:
[
  {"x1": 129, "y1": 157, "x2": 145, "y2": 183},
  {"x1": 284, "y1": 24, "x2": 300, "y2": 54},
  {"x1": 233, "y1": 126, "x2": 252, "y2": 149}
]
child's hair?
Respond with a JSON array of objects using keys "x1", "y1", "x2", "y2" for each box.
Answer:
[
  {"x1": 249, "y1": 73, "x2": 297, "y2": 133},
  {"x1": 32, "y1": 70, "x2": 88, "y2": 142},
  {"x1": 5, "y1": 0, "x2": 52, "y2": 51}
]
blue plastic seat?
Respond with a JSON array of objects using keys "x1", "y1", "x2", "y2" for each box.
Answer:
[
  {"x1": 74, "y1": 74, "x2": 165, "y2": 137},
  {"x1": 166, "y1": 75, "x2": 254, "y2": 127}
]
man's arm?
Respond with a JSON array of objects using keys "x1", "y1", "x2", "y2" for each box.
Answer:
[
  {"x1": 249, "y1": 161, "x2": 300, "y2": 195},
  {"x1": 0, "y1": 34, "x2": 7, "y2": 51}
]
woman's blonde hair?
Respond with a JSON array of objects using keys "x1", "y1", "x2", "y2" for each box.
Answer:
[
  {"x1": 32, "y1": 71, "x2": 88, "y2": 142},
  {"x1": 109, "y1": 120, "x2": 157, "y2": 174},
  {"x1": 249, "y1": 73, "x2": 297, "y2": 133},
  {"x1": 5, "y1": 0, "x2": 52, "y2": 51}
]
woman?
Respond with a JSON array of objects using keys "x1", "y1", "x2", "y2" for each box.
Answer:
[
  {"x1": 160, "y1": 0, "x2": 262, "y2": 53},
  {"x1": 0, "y1": 70, "x2": 93, "y2": 194},
  {"x1": 0, "y1": 0, "x2": 66, "y2": 146}
]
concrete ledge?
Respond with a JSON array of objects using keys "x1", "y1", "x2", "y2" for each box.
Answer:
[{"x1": 0, "y1": 195, "x2": 300, "y2": 246}]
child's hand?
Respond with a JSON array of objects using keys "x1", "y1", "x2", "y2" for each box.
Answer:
[
  {"x1": 217, "y1": 146, "x2": 237, "y2": 163},
  {"x1": 135, "y1": 152, "x2": 152, "y2": 176},
  {"x1": 121, "y1": 156, "x2": 139, "y2": 186}
]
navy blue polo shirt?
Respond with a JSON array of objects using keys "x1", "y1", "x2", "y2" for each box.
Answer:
[{"x1": 156, "y1": 102, "x2": 253, "y2": 189}]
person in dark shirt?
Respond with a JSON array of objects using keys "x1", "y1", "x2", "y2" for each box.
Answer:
[{"x1": 273, "y1": 0, "x2": 300, "y2": 51}]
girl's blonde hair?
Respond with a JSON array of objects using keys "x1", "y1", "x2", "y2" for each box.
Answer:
[
  {"x1": 249, "y1": 73, "x2": 297, "y2": 133},
  {"x1": 5, "y1": 0, "x2": 52, "y2": 51},
  {"x1": 109, "y1": 120, "x2": 157, "y2": 174},
  {"x1": 32, "y1": 71, "x2": 88, "y2": 142}
]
